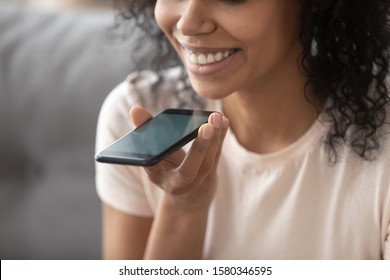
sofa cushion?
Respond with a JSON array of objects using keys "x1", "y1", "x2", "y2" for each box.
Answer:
[{"x1": 0, "y1": 4, "x2": 149, "y2": 259}]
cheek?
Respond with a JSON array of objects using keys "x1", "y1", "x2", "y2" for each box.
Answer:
[
  {"x1": 154, "y1": 1, "x2": 166, "y2": 32},
  {"x1": 238, "y1": 12, "x2": 300, "y2": 63},
  {"x1": 154, "y1": 1, "x2": 177, "y2": 36},
  {"x1": 154, "y1": 1, "x2": 169, "y2": 32}
]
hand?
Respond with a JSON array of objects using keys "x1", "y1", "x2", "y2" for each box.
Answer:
[{"x1": 130, "y1": 106, "x2": 229, "y2": 211}]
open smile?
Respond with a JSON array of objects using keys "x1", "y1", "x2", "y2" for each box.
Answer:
[{"x1": 183, "y1": 47, "x2": 240, "y2": 66}]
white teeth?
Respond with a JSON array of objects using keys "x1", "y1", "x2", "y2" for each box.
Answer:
[
  {"x1": 207, "y1": 53, "x2": 215, "y2": 63},
  {"x1": 185, "y1": 49, "x2": 236, "y2": 65},
  {"x1": 214, "y1": 52, "x2": 223, "y2": 62},
  {"x1": 190, "y1": 53, "x2": 198, "y2": 64},
  {"x1": 198, "y1": 54, "x2": 207, "y2": 65}
]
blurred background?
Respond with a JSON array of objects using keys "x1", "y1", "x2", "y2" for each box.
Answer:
[{"x1": 0, "y1": 0, "x2": 153, "y2": 259}]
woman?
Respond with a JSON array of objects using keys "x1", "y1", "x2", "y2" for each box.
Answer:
[{"x1": 95, "y1": 0, "x2": 390, "y2": 259}]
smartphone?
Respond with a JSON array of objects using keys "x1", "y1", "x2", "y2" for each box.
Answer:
[{"x1": 95, "y1": 109, "x2": 213, "y2": 166}]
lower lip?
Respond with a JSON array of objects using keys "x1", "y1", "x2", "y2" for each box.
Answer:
[{"x1": 183, "y1": 50, "x2": 239, "y2": 76}]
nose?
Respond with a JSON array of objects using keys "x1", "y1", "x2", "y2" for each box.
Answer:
[{"x1": 176, "y1": 1, "x2": 216, "y2": 36}]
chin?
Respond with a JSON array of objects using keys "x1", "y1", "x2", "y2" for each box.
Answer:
[
  {"x1": 190, "y1": 80, "x2": 234, "y2": 101},
  {"x1": 193, "y1": 86, "x2": 232, "y2": 101}
]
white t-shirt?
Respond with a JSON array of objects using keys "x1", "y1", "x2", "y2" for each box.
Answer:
[{"x1": 95, "y1": 67, "x2": 390, "y2": 259}]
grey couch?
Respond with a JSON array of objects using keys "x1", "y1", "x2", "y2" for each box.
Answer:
[{"x1": 0, "y1": 4, "x2": 153, "y2": 259}]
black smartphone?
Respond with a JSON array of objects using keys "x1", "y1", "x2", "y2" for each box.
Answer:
[{"x1": 95, "y1": 109, "x2": 213, "y2": 166}]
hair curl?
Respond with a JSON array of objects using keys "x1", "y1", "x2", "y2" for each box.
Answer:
[
  {"x1": 114, "y1": 0, "x2": 390, "y2": 162},
  {"x1": 112, "y1": 0, "x2": 180, "y2": 70}
]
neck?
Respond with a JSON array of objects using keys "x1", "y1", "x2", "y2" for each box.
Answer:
[{"x1": 222, "y1": 71, "x2": 319, "y2": 155}]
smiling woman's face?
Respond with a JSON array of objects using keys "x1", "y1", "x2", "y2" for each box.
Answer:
[{"x1": 155, "y1": 0, "x2": 302, "y2": 99}]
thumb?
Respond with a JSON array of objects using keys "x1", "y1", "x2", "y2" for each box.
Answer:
[{"x1": 130, "y1": 106, "x2": 153, "y2": 128}]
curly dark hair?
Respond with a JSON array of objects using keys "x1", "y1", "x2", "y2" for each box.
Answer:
[
  {"x1": 114, "y1": 0, "x2": 390, "y2": 162},
  {"x1": 112, "y1": 0, "x2": 180, "y2": 70}
]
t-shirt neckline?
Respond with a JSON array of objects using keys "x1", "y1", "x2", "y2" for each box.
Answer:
[{"x1": 206, "y1": 99, "x2": 327, "y2": 168}]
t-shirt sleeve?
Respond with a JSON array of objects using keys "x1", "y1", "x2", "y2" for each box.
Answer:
[{"x1": 94, "y1": 79, "x2": 153, "y2": 217}]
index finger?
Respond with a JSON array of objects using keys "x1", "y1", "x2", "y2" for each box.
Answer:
[{"x1": 129, "y1": 106, "x2": 153, "y2": 128}]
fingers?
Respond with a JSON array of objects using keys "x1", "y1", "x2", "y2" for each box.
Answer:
[
  {"x1": 130, "y1": 106, "x2": 153, "y2": 128},
  {"x1": 178, "y1": 112, "x2": 229, "y2": 183},
  {"x1": 199, "y1": 113, "x2": 229, "y2": 174},
  {"x1": 214, "y1": 116, "x2": 229, "y2": 168},
  {"x1": 176, "y1": 123, "x2": 214, "y2": 183},
  {"x1": 145, "y1": 146, "x2": 186, "y2": 183},
  {"x1": 135, "y1": 109, "x2": 229, "y2": 191},
  {"x1": 146, "y1": 121, "x2": 216, "y2": 186}
]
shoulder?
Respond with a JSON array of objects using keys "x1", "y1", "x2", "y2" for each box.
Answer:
[
  {"x1": 96, "y1": 67, "x2": 180, "y2": 141},
  {"x1": 100, "y1": 67, "x2": 184, "y2": 116}
]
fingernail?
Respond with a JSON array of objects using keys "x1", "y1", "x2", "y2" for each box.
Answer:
[
  {"x1": 213, "y1": 113, "x2": 221, "y2": 129},
  {"x1": 202, "y1": 125, "x2": 214, "y2": 140}
]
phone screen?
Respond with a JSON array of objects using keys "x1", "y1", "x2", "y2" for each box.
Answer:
[{"x1": 96, "y1": 109, "x2": 212, "y2": 166}]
